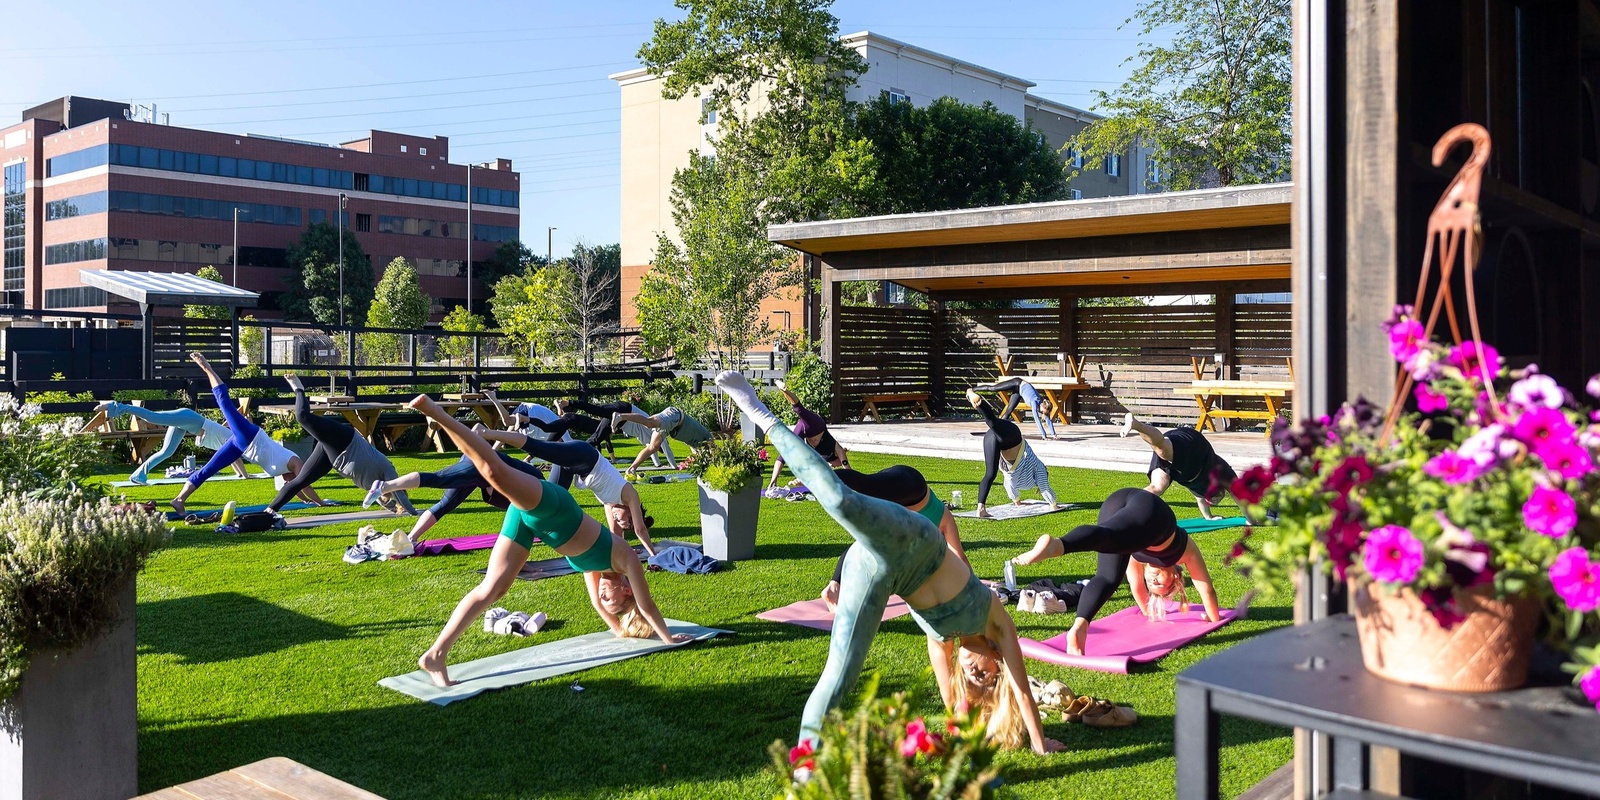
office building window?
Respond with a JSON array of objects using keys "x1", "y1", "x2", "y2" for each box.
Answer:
[
  {"x1": 355, "y1": 213, "x2": 372, "y2": 233},
  {"x1": 412, "y1": 257, "x2": 466, "y2": 277},
  {"x1": 354, "y1": 173, "x2": 370, "y2": 191},
  {"x1": 1066, "y1": 146, "x2": 1084, "y2": 170},
  {"x1": 44, "y1": 286, "x2": 108, "y2": 309},
  {"x1": 1146, "y1": 159, "x2": 1163, "y2": 185},
  {"x1": 700, "y1": 97, "x2": 717, "y2": 124},
  {"x1": 1105, "y1": 154, "x2": 1121, "y2": 178},
  {"x1": 1069, "y1": 189, "x2": 1083, "y2": 200},
  {"x1": 378, "y1": 214, "x2": 464, "y2": 239},
  {"x1": 468, "y1": 185, "x2": 517, "y2": 208},
  {"x1": 885, "y1": 282, "x2": 908, "y2": 304},
  {"x1": 106, "y1": 237, "x2": 230, "y2": 265},
  {"x1": 308, "y1": 209, "x2": 350, "y2": 227},
  {"x1": 46, "y1": 144, "x2": 109, "y2": 177},
  {"x1": 107, "y1": 144, "x2": 356, "y2": 190},
  {"x1": 45, "y1": 238, "x2": 108, "y2": 265},
  {"x1": 45, "y1": 192, "x2": 109, "y2": 220},
  {"x1": 473, "y1": 223, "x2": 518, "y2": 243},
  {"x1": 108, "y1": 191, "x2": 302, "y2": 226},
  {"x1": 4, "y1": 161, "x2": 25, "y2": 293},
  {"x1": 888, "y1": 89, "x2": 910, "y2": 106}
]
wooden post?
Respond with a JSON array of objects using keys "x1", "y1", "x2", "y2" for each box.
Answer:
[
  {"x1": 139, "y1": 303, "x2": 154, "y2": 380},
  {"x1": 409, "y1": 333, "x2": 418, "y2": 379},
  {"x1": 346, "y1": 328, "x2": 357, "y2": 398},
  {"x1": 1058, "y1": 291, "x2": 1077, "y2": 422},
  {"x1": 229, "y1": 307, "x2": 240, "y2": 369},
  {"x1": 1214, "y1": 288, "x2": 1236, "y2": 427},
  {"x1": 928, "y1": 296, "x2": 946, "y2": 417},
  {"x1": 825, "y1": 277, "x2": 843, "y2": 423}
]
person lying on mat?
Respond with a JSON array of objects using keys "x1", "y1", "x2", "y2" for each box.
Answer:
[
  {"x1": 819, "y1": 465, "x2": 964, "y2": 611},
  {"x1": 264, "y1": 374, "x2": 417, "y2": 516},
  {"x1": 607, "y1": 405, "x2": 712, "y2": 479},
  {"x1": 471, "y1": 428, "x2": 658, "y2": 557},
  {"x1": 1013, "y1": 486, "x2": 1221, "y2": 656},
  {"x1": 1121, "y1": 413, "x2": 1236, "y2": 520},
  {"x1": 93, "y1": 400, "x2": 251, "y2": 485},
  {"x1": 169, "y1": 353, "x2": 323, "y2": 516},
  {"x1": 364, "y1": 433, "x2": 549, "y2": 543},
  {"x1": 716, "y1": 370, "x2": 1062, "y2": 755},
  {"x1": 966, "y1": 389, "x2": 1060, "y2": 519},
  {"x1": 407, "y1": 394, "x2": 691, "y2": 687},
  {"x1": 766, "y1": 378, "x2": 849, "y2": 489}
]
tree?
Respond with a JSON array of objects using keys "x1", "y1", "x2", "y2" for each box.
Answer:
[
  {"x1": 495, "y1": 265, "x2": 575, "y2": 367},
  {"x1": 183, "y1": 265, "x2": 230, "y2": 320},
  {"x1": 852, "y1": 94, "x2": 1067, "y2": 214},
  {"x1": 438, "y1": 306, "x2": 486, "y2": 364},
  {"x1": 564, "y1": 242, "x2": 622, "y2": 330},
  {"x1": 566, "y1": 241, "x2": 622, "y2": 369},
  {"x1": 362, "y1": 258, "x2": 433, "y2": 364},
  {"x1": 637, "y1": 153, "x2": 790, "y2": 366},
  {"x1": 478, "y1": 239, "x2": 544, "y2": 289},
  {"x1": 1068, "y1": 0, "x2": 1291, "y2": 191},
  {"x1": 282, "y1": 221, "x2": 374, "y2": 325}
]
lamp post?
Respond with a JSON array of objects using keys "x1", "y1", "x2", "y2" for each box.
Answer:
[
  {"x1": 231, "y1": 206, "x2": 250, "y2": 287},
  {"x1": 547, "y1": 226, "x2": 556, "y2": 266},
  {"x1": 337, "y1": 192, "x2": 348, "y2": 326},
  {"x1": 465, "y1": 161, "x2": 494, "y2": 315}
]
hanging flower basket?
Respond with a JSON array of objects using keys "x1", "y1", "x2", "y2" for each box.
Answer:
[{"x1": 1349, "y1": 579, "x2": 1541, "y2": 692}]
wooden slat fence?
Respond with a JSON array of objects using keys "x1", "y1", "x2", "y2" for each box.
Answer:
[
  {"x1": 940, "y1": 307, "x2": 1058, "y2": 412},
  {"x1": 151, "y1": 317, "x2": 233, "y2": 377},
  {"x1": 834, "y1": 306, "x2": 935, "y2": 416},
  {"x1": 1075, "y1": 304, "x2": 1219, "y2": 425}
]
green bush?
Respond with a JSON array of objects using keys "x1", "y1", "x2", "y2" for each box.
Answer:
[
  {"x1": 0, "y1": 491, "x2": 171, "y2": 701},
  {"x1": 785, "y1": 342, "x2": 833, "y2": 417},
  {"x1": 0, "y1": 395, "x2": 107, "y2": 502},
  {"x1": 683, "y1": 437, "x2": 763, "y2": 493}
]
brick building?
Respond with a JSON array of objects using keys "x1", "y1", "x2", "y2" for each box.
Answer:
[{"x1": 1, "y1": 96, "x2": 520, "y2": 318}]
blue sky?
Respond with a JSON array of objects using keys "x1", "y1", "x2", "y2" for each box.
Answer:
[{"x1": 1, "y1": 1, "x2": 1158, "y2": 258}]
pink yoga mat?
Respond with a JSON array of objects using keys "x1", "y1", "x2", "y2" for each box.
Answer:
[
  {"x1": 1018, "y1": 604, "x2": 1235, "y2": 674},
  {"x1": 757, "y1": 597, "x2": 912, "y2": 632},
  {"x1": 412, "y1": 534, "x2": 500, "y2": 556}
]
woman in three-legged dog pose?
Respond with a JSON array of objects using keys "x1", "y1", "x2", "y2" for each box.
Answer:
[
  {"x1": 973, "y1": 377, "x2": 1058, "y2": 440},
  {"x1": 364, "y1": 428, "x2": 548, "y2": 542},
  {"x1": 472, "y1": 429, "x2": 657, "y2": 556},
  {"x1": 264, "y1": 374, "x2": 416, "y2": 516},
  {"x1": 716, "y1": 371, "x2": 1061, "y2": 754},
  {"x1": 407, "y1": 394, "x2": 690, "y2": 688},
  {"x1": 818, "y1": 465, "x2": 964, "y2": 610},
  {"x1": 608, "y1": 405, "x2": 712, "y2": 479},
  {"x1": 1013, "y1": 486, "x2": 1221, "y2": 656},
  {"x1": 966, "y1": 390, "x2": 1059, "y2": 519},
  {"x1": 1121, "y1": 413, "x2": 1237, "y2": 520},
  {"x1": 766, "y1": 378, "x2": 849, "y2": 489},
  {"x1": 93, "y1": 402, "x2": 249, "y2": 485}
]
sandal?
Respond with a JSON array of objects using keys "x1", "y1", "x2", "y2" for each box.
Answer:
[
  {"x1": 1060, "y1": 695, "x2": 1098, "y2": 723},
  {"x1": 1082, "y1": 703, "x2": 1138, "y2": 728}
]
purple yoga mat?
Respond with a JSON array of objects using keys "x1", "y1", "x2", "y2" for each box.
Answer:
[
  {"x1": 412, "y1": 534, "x2": 500, "y2": 556},
  {"x1": 1018, "y1": 603, "x2": 1235, "y2": 674},
  {"x1": 756, "y1": 597, "x2": 912, "y2": 632}
]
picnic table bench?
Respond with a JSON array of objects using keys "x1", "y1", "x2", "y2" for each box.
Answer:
[
  {"x1": 1173, "y1": 357, "x2": 1293, "y2": 436},
  {"x1": 135, "y1": 756, "x2": 387, "y2": 800},
  {"x1": 79, "y1": 402, "x2": 175, "y2": 464},
  {"x1": 859, "y1": 393, "x2": 934, "y2": 422}
]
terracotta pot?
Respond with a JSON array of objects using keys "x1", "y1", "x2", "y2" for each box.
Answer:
[{"x1": 1349, "y1": 579, "x2": 1541, "y2": 692}]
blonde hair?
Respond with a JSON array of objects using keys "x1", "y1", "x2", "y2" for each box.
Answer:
[
  {"x1": 617, "y1": 604, "x2": 653, "y2": 638},
  {"x1": 950, "y1": 650, "x2": 1027, "y2": 750},
  {"x1": 1144, "y1": 564, "x2": 1191, "y2": 616}
]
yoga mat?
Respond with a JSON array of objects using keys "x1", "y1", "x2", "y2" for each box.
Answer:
[
  {"x1": 168, "y1": 501, "x2": 320, "y2": 523},
  {"x1": 953, "y1": 500, "x2": 1081, "y2": 520},
  {"x1": 110, "y1": 473, "x2": 264, "y2": 488},
  {"x1": 413, "y1": 534, "x2": 500, "y2": 556},
  {"x1": 756, "y1": 596, "x2": 913, "y2": 632},
  {"x1": 378, "y1": 620, "x2": 730, "y2": 705},
  {"x1": 477, "y1": 541, "x2": 703, "y2": 582},
  {"x1": 1177, "y1": 516, "x2": 1249, "y2": 533},
  {"x1": 1018, "y1": 603, "x2": 1236, "y2": 674},
  {"x1": 283, "y1": 509, "x2": 413, "y2": 529}
]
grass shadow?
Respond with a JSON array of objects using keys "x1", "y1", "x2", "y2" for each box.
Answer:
[{"x1": 139, "y1": 592, "x2": 418, "y2": 665}]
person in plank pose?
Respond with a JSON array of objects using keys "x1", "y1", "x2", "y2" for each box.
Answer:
[
  {"x1": 966, "y1": 389, "x2": 1060, "y2": 518},
  {"x1": 766, "y1": 378, "x2": 849, "y2": 490},
  {"x1": 818, "y1": 465, "x2": 964, "y2": 610},
  {"x1": 1120, "y1": 413, "x2": 1237, "y2": 520},
  {"x1": 406, "y1": 393, "x2": 690, "y2": 687},
  {"x1": 972, "y1": 377, "x2": 1058, "y2": 440},
  {"x1": 716, "y1": 370, "x2": 1061, "y2": 754},
  {"x1": 263, "y1": 374, "x2": 416, "y2": 516},
  {"x1": 1012, "y1": 486, "x2": 1222, "y2": 655},
  {"x1": 92, "y1": 401, "x2": 251, "y2": 485},
  {"x1": 168, "y1": 353, "x2": 322, "y2": 515},
  {"x1": 607, "y1": 405, "x2": 712, "y2": 479}
]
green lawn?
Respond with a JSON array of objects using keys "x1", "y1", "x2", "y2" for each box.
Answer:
[{"x1": 108, "y1": 443, "x2": 1291, "y2": 799}]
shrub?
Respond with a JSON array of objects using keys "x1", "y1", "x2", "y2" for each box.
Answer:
[
  {"x1": 0, "y1": 395, "x2": 105, "y2": 502},
  {"x1": 0, "y1": 491, "x2": 171, "y2": 701},
  {"x1": 785, "y1": 341, "x2": 833, "y2": 417},
  {"x1": 684, "y1": 437, "x2": 764, "y2": 494}
]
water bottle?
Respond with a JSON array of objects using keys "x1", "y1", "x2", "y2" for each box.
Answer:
[
  {"x1": 1003, "y1": 559, "x2": 1018, "y2": 592},
  {"x1": 184, "y1": 455, "x2": 195, "y2": 471},
  {"x1": 950, "y1": 490, "x2": 963, "y2": 509}
]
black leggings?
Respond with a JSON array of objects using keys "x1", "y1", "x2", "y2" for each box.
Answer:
[
  {"x1": 827, "y1": 465, "x2": 934, "y2": 583},
  {"x1": 268, "y1": 389, "x2": 356, "y2": 510},
  {"x1": 975, "y1": 398, "x2": 1023, "y2": 505},
  {"x1": 518, "y1": 438, "x2": 601, "y2": 490},
  {"x1": 530, "y1": 414, "x2": 612, "y2": 458},
  {"x1": 571, "y1": 400, "x2": 633, "y2": 452},
  {"x1": 1060, "y1": 487, "x2": 1177, "y2": 622},
  {"x1": 989, "y1": 377, "x2": 1030, "y2": 419}
]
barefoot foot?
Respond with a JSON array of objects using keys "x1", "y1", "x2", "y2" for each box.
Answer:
[
  {"x1": 1065, "y1": 623, "x2": 1088, "y2": 656},
  {"x1": 1014, "y1": 533, "x2": 1057, "y2": 565},
  {"x1": 170, "y1": 499, "x2": 185, "y2": 516},
  {"x1": 418, "y1": 652, "x2": 455, "y2": 688}
]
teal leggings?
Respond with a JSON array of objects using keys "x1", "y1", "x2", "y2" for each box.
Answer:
[
  {"x1": 767, "y1": 423, "x2": 948, "y2": 743},
  {"x1": 104, "y1": 403, "x2": 207, "y2": 481}
]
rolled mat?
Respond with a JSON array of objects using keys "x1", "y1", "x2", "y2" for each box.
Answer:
[
  {"x1": 282, "y1": 509, "x2": 413, "y2": 529},
  {"x1": 413, "y1": 534, "x2": 500, "y2": 556},
  {"x1": 756, "y1": 596, "x2": 912, "y2": 632},
  {"x1": 1018, "y1": 603, "x2": 1235, "y2": 673},
  {"x1": 1176, "y1": 516, "x2": 1249, "y2": 533},
  {"x1": 378, "y1": 620, "x2": 730, "y2": 705},
  {"x1": 953, "y1": 500, "x2": 1080, "y2": 520}
]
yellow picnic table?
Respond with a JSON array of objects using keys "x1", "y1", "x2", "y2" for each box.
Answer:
[
  {"x1": 989, "y1": 355, "x2": 1091, "y2": 426},
  {"x1": 135, "y1": 756, "x2": 387, "y2": 800},
  {"x1": 1174, "y1": 356, "x2": 1293, "y2": 436},
  {"x1": 258, "y1": 401, "x2": 398, "y2": 444}
]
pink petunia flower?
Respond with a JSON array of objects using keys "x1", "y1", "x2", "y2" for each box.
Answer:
[
  {"x1": 1415, "y1": 383, "x2": 1449, "y2": 413},
  {"x1": 1230, "y1": 464, "x2": 1273, "y2": 505},
  {"x1": 1449, "y1": 341, "x2": 1502, "y2": 383},
  {"x1": 1541, "y1": 443, "x2": 1595, "y2": 481},
  {"x1": 1424, "y1": 450, "x2": 1490, "y2": 484},
  {"x1": 1513, "y1": 408, "x2": 1577, "y2": 458},
  {"x1": 1523, "y1": 486, "x2": 1578, "y2": 538},
  {"x1": 1550, "y1": 547, "x2": 1600, "y2": 612},
  {"x1": 1458, "y1": 422, "x2": 1517, "y2": 465},
  {"x1": 1325, "y1": 455, "x2": 1375, "y2": 495},
  {"x1": 900, "y1": 718, "x2": 943, "y2": 758},
  {"x1": 1388, "y1": 319, "x2": 1426, "y2": 364},
  {"x1": 1588, "y1": 374, "x2": 1600, "y2": 399},
  {"x1": 1582, "y1": 666, "x2": 1600, "y2": 711},
  {"x1": 1363, "y1": 525, "x2": 1425, "y2": 584},
  {"x1": 1509, "y1": 374, "x2": 1565, "y2": 410}
]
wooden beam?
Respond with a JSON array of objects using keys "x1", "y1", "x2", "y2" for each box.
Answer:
[
  {"x1": 825, "y1": 278, "x2": 844, "y2": 423},
  {"x1": 890, "y1": 262, "x2": 1290, "y2": 293},
  {"x1": 928, "y1": 278, "x2": 1292, "y2": 303}
]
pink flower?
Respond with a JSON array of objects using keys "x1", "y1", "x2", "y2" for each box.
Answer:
[
  {"x1": 1541, "y1": 443, "x2": 1594, "y2": 481},
  {"x1": 1589, "y1": 374, "x2": 1600, "y2": 399},
  {"x1": 1382, "y1": 304, "x2": 1415, "y2": 332},
  {"x1": 1509, "y1": 374, "x2": 1564, "y2": 410},
  {"x1": 1581, "y1": 666, "x2": 1600, "y2": 710},
  {"x1": 1325, "y1": 455, "x2": 1375, "y2": 495},
  {"x1": 1388, "y1": 319, "x2": 1426, "y2": 364},
  {"x1": 1363, "y1": 525, "x2": 1425, "y2": 584},
  {"x1": 1415, "y1": 383, "x2": 1449, "y2": 413},
  {"x1": 1550, "y1": 547, "x2": 1600, "y2": 612},
  {"x1": 1449, "y1": 341, "x2": 1502, "y2": 383},
  {"x1": 900, "y1": 718, "x2": 943, "y2": 758},
  {"x1": 789, "y1": 739, "x2": 815, "y2": 770},
  {"x1": 1523, "y1": 486, "x2": 1578, "y2": 538},
  {"x1": 1230, "y1": 464, "x2": 1273, "y2": 505},
  {"x1": 1513, "y1": 408, "x2": 1577, "y2": 458},
  {"x1": 1424, "y1": 450, "x2": 1490, "y2": 484},
  {"x1": 1458, "y1": 423, "x2": 1513, "y2": 466}
]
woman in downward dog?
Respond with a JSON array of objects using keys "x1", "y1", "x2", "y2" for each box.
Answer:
[
  {"x1": 1013, "y1": 487, "x2": 1221, "y2": 655},
  {"x1": 266, "y1": 374, "x2": 417, "y2": 515},
  {"x1": 966, "y1": 389, "x2": 1059, "y2": 518},
  {"x1": 716, "y1": 371, "x2": 1061, "y2": 754},
  {"x1": 407, "y1": 395, "x2": 689, "y2": 688}
]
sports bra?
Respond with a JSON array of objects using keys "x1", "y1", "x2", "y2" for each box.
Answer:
[
  {"x1": 1132, "y1": 526, "x2": 1190, "y2": 568},
  {"x1": 501, "y1": 480, "x2": 587, "y2": 548}
]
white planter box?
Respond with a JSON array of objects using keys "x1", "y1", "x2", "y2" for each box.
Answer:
[
  {"x1": 0, "y1": 581, "x2": 137, "y2": 800},
  {"x1": 698, "y1": 479, "x2": 761, "y2": 561}
]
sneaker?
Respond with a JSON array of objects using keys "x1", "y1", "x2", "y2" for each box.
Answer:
[
  {"x1": 1038, "y1": 592, "x2": 1070, "y2": 615},
  {"x1": 1018, "y1": 589, "x2": 1039, "y2": 613},
  {"x1": 128, "y1": 472, "x2": 149, "y2": 486},
  {"x1": 483, "y1": 607, "x2": 510, "y2": 633},
  {"x1": 363, "y1": 480, "x2": 385, "y2": 509},
  {"x1": 773, "y1": 378, "x2": 788, "y2": 391}
]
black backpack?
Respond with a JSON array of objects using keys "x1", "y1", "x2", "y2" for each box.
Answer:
[{"x1": 234, "y1": 511, "x2": 279, "y2": 533}]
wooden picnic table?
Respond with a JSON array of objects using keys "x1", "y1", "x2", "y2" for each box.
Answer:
[
  {"x1": 78, "y1": 403, "x2": 171, "y2": 464},
  {"x1": 1174, "y1": 379, "x2": 1293, "y2": 436},
  {"x1": 989, "y1": 355, "x2": 1092, "y2": 427},
  {"x1": 258, "y1": 397, "x2": 512, "y2": 451},
  {"x1": 135, "y1": 756, "x2": 387, "y2": 800},
  {"x1": 258, "y1": 401, "x2": 399, "y2": 443}
]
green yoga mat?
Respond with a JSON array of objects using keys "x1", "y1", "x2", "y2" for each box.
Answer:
[
  {"x1": 1177, "y1": 516, "x2": 1249, "y2": 533},
  {"x1": 378, "y1": 621, "x2": 730, "y2": 705}
]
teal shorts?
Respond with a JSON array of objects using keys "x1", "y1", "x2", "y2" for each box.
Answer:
[{"x1": 564, "y1": 531, "x2": 617, "y2": 573}]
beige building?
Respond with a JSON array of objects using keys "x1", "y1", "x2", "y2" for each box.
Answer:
[{"x1": 610, "y1": 31, "x2": 1149, "y2": 334}]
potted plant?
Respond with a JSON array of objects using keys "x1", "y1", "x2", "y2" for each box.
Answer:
[
  {"x1": 769, "y1": 673, "x2": 1007, "y2": 799},
  {"x1": 685, "y1": 436, "x2": 764, "y2": 561},
  {"x1": 1229, "y1": 308, "x2": 1600, "y2": 700},
  {"x1": 0, "y1": 397, "x2": 171, "y2": 799}
]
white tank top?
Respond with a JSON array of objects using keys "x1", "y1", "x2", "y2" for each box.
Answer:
[
  {"x1": 243, "y1": 429, "x2": 296, "y2": 477},
  {"x1": 576, "y1": 457, "x2": 628, "y2": 506}
]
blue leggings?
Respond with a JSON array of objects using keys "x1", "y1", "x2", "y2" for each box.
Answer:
[
  {"x1": 105, "y1": 404, "x2": 207, "y2": 480},
  {"x1": 418, "y1": 453, "x2": 545, "y2": 518},
  {"x1": 188, "y1": 384, "x2": 261, "y2": 488},
  {"x1": 766, "y1": 422, "x2": 948, "y2": 743}
]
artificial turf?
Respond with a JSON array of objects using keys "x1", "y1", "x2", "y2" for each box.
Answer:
[{"x1": 106, "y1": 442, "x2": 1292, "y2": 799}]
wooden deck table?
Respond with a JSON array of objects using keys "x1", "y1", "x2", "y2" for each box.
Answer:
[
  {"x1": 135, "y1": 756, "x2": 388, "y2": 800},
  {"x1": 1173, "y1": 380, "x2": 1292, "y2": 435}
]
